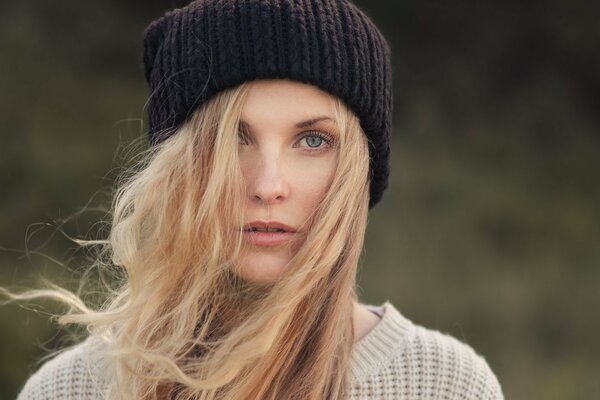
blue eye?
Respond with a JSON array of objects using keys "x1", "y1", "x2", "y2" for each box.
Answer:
[
  {"x1": 237, "y1": 129, "x2": 249, "y2": 145},
  {"x1": 305, "y1": 136, "x2": 323, "y2": 148},
  {"x1": 298, "y1": 131, "x2": 335, "y2": 151},
  {"x1": 237, "y1": 128, "x2": 337, "y2": 152}
]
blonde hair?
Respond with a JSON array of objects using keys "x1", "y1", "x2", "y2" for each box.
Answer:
[{"x1": 2, "y1": 79, "x2": 371, "y2": 400}]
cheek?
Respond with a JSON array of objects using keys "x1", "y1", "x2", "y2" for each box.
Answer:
[{"x1": 290, "y1": 156, "x2": 336, "y2": 207}]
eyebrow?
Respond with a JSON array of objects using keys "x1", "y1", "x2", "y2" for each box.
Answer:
[{"x1": 239, "y1": 116, "x2": 335, "y2": 130}]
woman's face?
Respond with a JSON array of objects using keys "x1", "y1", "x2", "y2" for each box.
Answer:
[{"x1": 236, "y1": 79, "x2": 340, "y2": 284}]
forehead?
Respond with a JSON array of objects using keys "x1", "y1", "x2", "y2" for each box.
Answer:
[{"x1": 240, "y1": 79, "x2": 337, "y2": 125}]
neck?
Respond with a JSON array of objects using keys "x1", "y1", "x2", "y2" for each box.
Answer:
[{"x1": 352, "y1": 301, "x2": 382, "y2": 343}]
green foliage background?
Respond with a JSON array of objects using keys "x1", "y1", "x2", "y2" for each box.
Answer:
[{"x1": 1, "y1": 1, "x2": 598, "y2": 399}]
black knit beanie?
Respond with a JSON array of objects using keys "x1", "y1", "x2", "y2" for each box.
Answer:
[{"x1": 142, "y1": 0, "x2": 393, "y2": 209}]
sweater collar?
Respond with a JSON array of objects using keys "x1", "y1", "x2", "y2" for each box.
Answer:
[{"x1": 349, "y1": 300, "x2": 414, "y2": 382}]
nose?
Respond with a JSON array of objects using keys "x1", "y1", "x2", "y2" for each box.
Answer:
[{"x1": 248, "y1": 154, "x2": 289, "y2": 206}]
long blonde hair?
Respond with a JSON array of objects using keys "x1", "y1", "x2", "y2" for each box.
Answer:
[{"x1": 2, "y1": 79, "x2": 371, "y2": 400}]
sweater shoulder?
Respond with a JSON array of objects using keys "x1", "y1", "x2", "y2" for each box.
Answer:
[
  {"x1": 17, "y1": 336, "x2": 109, "y2": 400},
  {"x1": 402, "y1": 324, "x2": 505, "y2": 399},
  {"x1": 350, "y1": 303, "x2": 504, "y2": 399}
]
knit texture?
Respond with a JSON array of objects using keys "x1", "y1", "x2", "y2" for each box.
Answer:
[
  {"x1": 143, "y1": 0, "x2": 393, "y2": 208},
  {"x1": 17, "y1": 301, "x2": 504, "y2": 400}
]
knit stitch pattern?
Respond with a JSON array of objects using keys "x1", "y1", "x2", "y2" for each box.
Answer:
[
  {"x1": 17, "y1": 302, "x2": 503, "y2": 399},
  {"x1": 143, "y1": 0, "x2": 393, "y2": 208}
]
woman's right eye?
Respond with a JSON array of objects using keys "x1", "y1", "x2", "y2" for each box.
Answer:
[{"x1": 237, "y1": 129, "x2": 248, "y2": 145}]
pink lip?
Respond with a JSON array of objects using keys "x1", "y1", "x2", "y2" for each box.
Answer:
[
  {"x1": 242, "y1": 220, "x2": 298, "y2": 247},
  {"x1": 243, "y1": 220, "x2": 297, "y2": 233}
]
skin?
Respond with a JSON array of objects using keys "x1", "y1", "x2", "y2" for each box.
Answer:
[{"x1": 236, "y1": 79, "x2": 381, "y2": 342}]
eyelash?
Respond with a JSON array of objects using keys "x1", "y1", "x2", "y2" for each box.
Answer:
[
  {"x1": 237, "y1": 129, "x2": 337, "y2": 153},
  {"x1": 297, "y1": 130, "x2": 336, "y2": 152}
]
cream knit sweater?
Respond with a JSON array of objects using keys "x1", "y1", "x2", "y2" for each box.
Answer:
[{"x1": 17, "y1": 301, "x2": 504, "y2": 399}]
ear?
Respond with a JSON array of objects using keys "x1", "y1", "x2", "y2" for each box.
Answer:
[{"x1": 142, "y1": 15, "x2": 168, "y2": 84}]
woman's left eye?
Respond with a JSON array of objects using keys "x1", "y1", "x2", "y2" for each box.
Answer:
[{"x1": 296, "y1": 131, "x2": 335, "y2": 151}]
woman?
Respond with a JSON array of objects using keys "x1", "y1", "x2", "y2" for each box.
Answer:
[{"x1": 10, "y1": 0, "x2": 504, "y2": 399}]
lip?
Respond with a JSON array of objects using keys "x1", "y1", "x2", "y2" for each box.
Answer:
[
  {"x1": 242, "y1": 220, "x2": 297, "y2": 247},
  {"x1": 243, "y1": 220, "x2": 297, "y2": 233}
]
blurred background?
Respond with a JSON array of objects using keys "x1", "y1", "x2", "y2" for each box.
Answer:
[{"x1": 1, "y1": 0, "x2": 598, "y2": 398}]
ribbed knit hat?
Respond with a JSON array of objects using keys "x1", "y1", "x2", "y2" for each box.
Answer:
[{"x1": 143, "y1": 0, "x2": 392, "y2": 208}]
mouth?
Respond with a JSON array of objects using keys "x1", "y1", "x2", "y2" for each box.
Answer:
[
  {"x1": 244, "y1": 227, "x2": 287, "y2": 233},
  {"x1": 242, "y1": 220, "x2": 296, "y2": 233},
  {"x1": 242, "y1": 220, "x2": 297, "y2": 246}
]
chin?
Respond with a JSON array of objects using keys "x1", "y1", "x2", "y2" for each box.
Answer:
[{"x1": 236, "y1": 252, "x2": 291, "y2": 284}]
